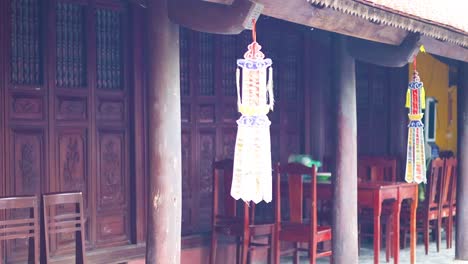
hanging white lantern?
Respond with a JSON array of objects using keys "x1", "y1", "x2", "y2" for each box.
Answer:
[{"x1": 231, "y1": 21, "x2": 274, "y2": 204}]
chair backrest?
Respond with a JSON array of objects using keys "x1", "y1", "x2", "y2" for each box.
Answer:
[
  {"x1": 275, "y1": 163, "x2": 317, "y2": 229},
  {"x1": 358, "y1": 156, "x2": 397, "y2": 182},
  {"x1": 213, "y1": 159, "x2": 237, "y2": 218},
  {"x1": 43, "y1": 192, "x2": 86, "y2": 264},
  {"x1": 426, "y1": 158, "x2": 444, "y2": 212},
  {"x1": 212, "y1": 159, "x2": 253, "y2": 224},
  {"x1": 443, "y1": 157, "x2": 457, "y2": 207},
  {"x1": 0, "y1": 195, "x2": 40, "y2": 263}
]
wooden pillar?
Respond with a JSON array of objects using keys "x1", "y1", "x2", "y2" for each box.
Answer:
[
  {"x1": 146, "y1": 0, "x2": 182, "y2": 263},
  {"x1": 331, "y1": 35, "x2": 358, "y2": 263},
  {"x1": 306, "y1": 31, "x2": 331, "y2": 161},
  {"x1": 456, "y1": 62, "x2": 468, "y2": 260}
]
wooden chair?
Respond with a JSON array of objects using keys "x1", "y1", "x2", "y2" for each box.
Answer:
[
  {"x1": 401, "y1": 158, "x2": 444, "y2": 254},
  {"x1": 43, "y1": 192, "x2": 86, "y2": 264},
  {"x1": 274, "y1": 163, "x2": 332, "y2": 264},
  {"x1": 358, "y1": 156, "x2": 397, "y2": 182},
  {"x1": 440, "y1": 157, "x2": 457, "y2": 249},
  {"x1": 357, "y1": 156, "x2": 397, "y2": 261},
  {"x1": 0, "y1": 196, "x2": 40, "y2": 264},
  {"x1": 210, "y1": 159, "x2": 274, "y2": 264}
]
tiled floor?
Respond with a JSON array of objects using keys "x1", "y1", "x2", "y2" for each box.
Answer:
[{"x1": 283, "y1": 240, "x2": 463, "y2": 264}]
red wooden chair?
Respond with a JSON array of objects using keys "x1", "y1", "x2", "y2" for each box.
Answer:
[
  {"x1": 440, "y1": 157, "x2": 457, "y2": 249},
  {"x1": 401, "y1": 158, "x2": 444, "y2": 254},
  {"x1": 358, "y1": 156, "x2": 397, "y2": 182},
  {"x1": 274, "y1": 162, "x2": 332, "y2": 264},
  {"x1": 357, "y1": 156, "x2": 397, "y2": 261},
  {"x1": 0, "y1": 196, "x2": 40, "y2": 264},
  {"x1": 42, "y1": 192, "x2": 87, "y2": 264},
  {"x1": 210, "y1": 159, "x2": 274, "y2": 264}
]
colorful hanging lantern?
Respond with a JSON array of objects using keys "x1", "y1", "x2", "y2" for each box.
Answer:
[
  {"x1": 405, "y1": 65, "x2": 427, "y2": 184},
  {"x1": 230, "y1": 20, "x2": 274, "y2": 204}
]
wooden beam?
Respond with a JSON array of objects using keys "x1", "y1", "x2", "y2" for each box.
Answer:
[
  {"x1": 331, "y1": 34, "x2": 358, "y2": 264},
  {"x1": 168, "y1": 0, "x2": 263, "y2": 34},
  {"x1": 456, "y1": 62, "x2": 468, "y2": 260},
  {"x1": 421, "y1": 36, "x2": 468, "y2": 63},
  {"x1": 206, "y1": 0, "x2": 407, "y2": 45},
  {"x1": 146, "y1": 0, "x2": 182, "y2": 263},
  {"x1": 347, "y1": 33, "x2": 421, "y2": 67}
]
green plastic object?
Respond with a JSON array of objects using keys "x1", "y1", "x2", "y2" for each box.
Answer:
[
  {"x1": 317, "y1": 172, "x2": 332, "y2": 183},
  {"x1": 287, "y1": 154, "x2": 322, "y2": 169}
]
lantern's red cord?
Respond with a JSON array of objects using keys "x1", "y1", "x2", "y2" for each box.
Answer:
[
  {"x1": 413, "y1": 56, "x2": 417, "y2": 71},
  {"x1": 252, "y1": 19, "x2": 257, "y2": 43}
]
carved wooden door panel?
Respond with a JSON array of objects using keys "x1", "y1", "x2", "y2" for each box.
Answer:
[
  {"x1": 1, "y1": 0, "x2": 132, "y2": 262},
  {"x1": 3, "y1": 0, "x2": 47, "y2": 261},
  {"x1": 46, "y1": 0, "x2": 131, "y2": 256},
  {"x1": 92, "y1": 3, "x2": 131, "y2": 249}
]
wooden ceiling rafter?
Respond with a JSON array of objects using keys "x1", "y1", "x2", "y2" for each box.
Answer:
[
  {"x1": 347, "y1": 32, "x2": 421, "y2": 67},
  {"x1": 168, "y1": 0, "x2": 263, "y2": 34}
]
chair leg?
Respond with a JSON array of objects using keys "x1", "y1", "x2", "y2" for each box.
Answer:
[
  {"x1": 357, "y1": 223, "x2": 361, "y2": 256},
  {"x1": 309, "y1": 241, "x2": 317, "y2": 264},
  {"x1": 449, "y1": 216, "x2": 454, "y2": 248},
  {"x1": 267, "y1": 234, "x2": 273, "y2": 264},
  {"x1": 274, "y1": 232, "x2": 280, "y2": 264},
  {"x1": 436, "y1": 217, "x2": 441, "y2": 253},
  {"x1": 241, "y1": 234, "x2": 250, "y2": 264},
  {"x1": 401, "y1": 228, "x2": 407, "y2": 249},
  {"x1": 293, "y1": 242, "x2": 300, "y2": 264},
  {"x1": 448, "y1": 216, "x2": 454, "y2": 249},
  {"x1": 423, "y1": 220, "x2": 429, "y2": 255},
  {"x1": 236, "y1": 237, "x2": 241, "y2": 264},
  {"x1": 385, "y1": 215, "x2": 392, "y2": 262},
  {"x1": 209, "y1": 232, "x2": 218, "y2": 264}
]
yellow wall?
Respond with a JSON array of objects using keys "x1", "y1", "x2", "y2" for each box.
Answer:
[{"x1": 409, "y1": 53, "x2": 457, "y2": 154}]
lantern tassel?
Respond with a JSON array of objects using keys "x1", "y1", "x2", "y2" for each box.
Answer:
[
  {"x1": 267, "y1": 67, "x2": 274, "y2": 111},
  {"x1": 236, "y1": 67, "x2": 241, "y2": 111}
]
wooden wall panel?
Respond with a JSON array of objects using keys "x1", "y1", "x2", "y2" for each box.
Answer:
[
  {"x1": 57, "y1": 129, "x2": 87, "y2": 194},
  {"x1": 1, "y1": 0, "x2": 138, "y2": 261},
  {"x1": 93, "y1": 2, "x2": 131, "y2": 248},
  {"x1": 7, "y1": 129, "x2": 45, "y2": 261},
  {"x1": 10, "y1": 130, "x2": 44, "y2": 195},
  {"x1": 10, "y1": 95, "x2": 45, "y2": 120},
  {"x1": 197, "y1": 130, "x2": 216, "y2": 231},
  {"x1": 356, "y1": 62, "x2": 392, "y2": 156},
  {"x1": 181, "y1": 130, "x2": 192, "y2": 231},
  {"x1": 129, "y1": 3, "x2": 147, "y2": 243},
  {"x1": 95, "y1": 130, "x2": 130, "y2": 245}
]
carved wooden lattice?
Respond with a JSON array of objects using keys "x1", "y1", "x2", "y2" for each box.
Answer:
[
  {"x1": 56, "y1": 2, "x2": 86, "y2": 88},
  {"x1": 180, "y1": 27, "x2": 190, "y2": 96},
  {"x1": 257, "y1": 30, "x2": 280, "y2": 99},
  {"x1": 220, "y1": 35, "x2": 237, "y2": 96},
  {"x1": 96, "y1": 9, "x2": 122, "y2": 89},
  {"x1": 283, "y1": 32, "x2": 301, "y2": 99},
  {"x1": 198, "y1": 33, "x2": 214, "y2": 96},
  {"x1": 11, "y1": 0, "x2": 42, "y2": 85}
]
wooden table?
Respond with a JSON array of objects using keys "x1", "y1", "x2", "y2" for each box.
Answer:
[{"x1": 282, "y1": 180, "x2": 418, "y2": 264}]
